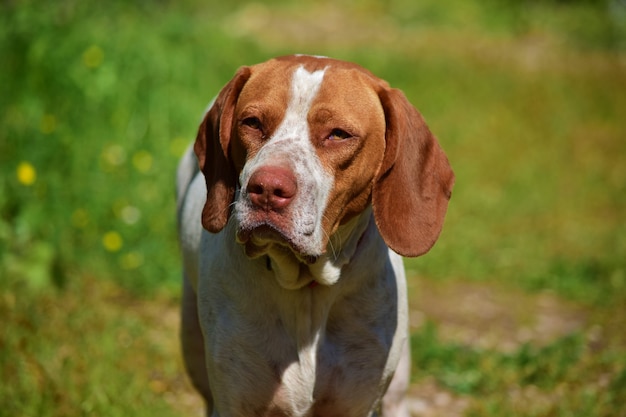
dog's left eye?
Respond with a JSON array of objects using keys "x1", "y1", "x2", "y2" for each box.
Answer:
[
  {"x1": 327, "y1": 129, "x2": 352, "y2": 141},
  {"x1": 242, "y1": 117, "x2": 262, "y2": 131}
]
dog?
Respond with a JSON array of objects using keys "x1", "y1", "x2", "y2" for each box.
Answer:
[{"x1": 177, "y1": 55, "x2": 454, "y2": 417}]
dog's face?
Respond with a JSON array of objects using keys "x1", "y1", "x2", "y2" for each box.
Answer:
[
  {"x1": 231, "y1": 60, "x2": 387, "y2": 264},
  {"x1": 195, "y1": 55, "x2": 454, "y2": 266}
]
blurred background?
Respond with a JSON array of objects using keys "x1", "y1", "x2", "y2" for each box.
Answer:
[{"x1": 1, "y1": 0, "x2": 625, "y2": 415}]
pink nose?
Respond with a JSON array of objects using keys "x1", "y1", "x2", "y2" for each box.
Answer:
[{"x1": 246, "y1": 166, "x2": 297, "y2": 211}]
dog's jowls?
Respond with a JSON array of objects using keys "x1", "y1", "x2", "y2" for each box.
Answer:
[{"x1": 177, "y1": 55, "x2": 454, "y2": 417}]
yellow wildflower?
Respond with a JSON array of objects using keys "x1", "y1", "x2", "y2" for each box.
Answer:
[
  {"x1": 132, "y1": 150, "x2": 153, "y2": 173},
  {"x1": 103, "y1": 231, "x2": 123, "y2": 252},
  {"x1": 16, "y1": 162, "x2": 36, "y2": 186},
  {"x1": 101, "y1": 144, "x2": 127, "y2": 168},
  {"x1": 120, "y1": 251, "x2": 144, "y2": 270},
  {"x1": 83, "y1": 45, "x2": 104, "y2": 69},
  {"x1": 169, "y1": 137, "x2": 189, "y2": 157}
]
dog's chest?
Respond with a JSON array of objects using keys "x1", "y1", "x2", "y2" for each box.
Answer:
[{"x1": 200, "y1": 258, "x2": 397, "y2": 417}]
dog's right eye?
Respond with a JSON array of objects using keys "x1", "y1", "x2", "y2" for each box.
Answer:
[{"x1": 242, "y1": 117, "x2": 262, "y2": 131}]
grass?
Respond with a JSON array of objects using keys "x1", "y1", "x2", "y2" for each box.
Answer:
[
  {"x1": 412, "y1": 321, "x2": 625, "y2": 416},
  {"x1": 0, "y1": 276, "x2": 190, "y2": 416},
  {"x1": 1, "y1": 0, "x2": 625, "y2": 415}
]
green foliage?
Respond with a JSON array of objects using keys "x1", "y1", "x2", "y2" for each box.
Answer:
[
  {"x1": 0, "y1": 276, "x2": 183, "y2": 417},
  {"x1": 412, "y1": 321, "x2": 587, "y2": 394},
  {"x1": 2, "y1": 0, "x2": 624, "y2": 298},
  {"x1": 0, "y1": 0, "x2": 267, "y2": 293},
  {"x1": 401, "y1": 32, "x2": 626, "y2": 306}
]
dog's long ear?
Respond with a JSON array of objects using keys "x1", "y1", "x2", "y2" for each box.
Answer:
[
  {"x1": 373, "y1": 87, "x2": 455, "y2": 257},
  {"x1": 194, "y1": 66, "x2": 252, "y2": 233}
]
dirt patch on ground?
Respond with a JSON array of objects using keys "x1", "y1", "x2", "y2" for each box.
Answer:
[
  {"x1": 406, "y1": 378, "x2": 470, "y2": 417},
  {"x1": 405, "y1": 276, "x2": 588, "y2": 416},
  {"x1": 408, "y1": 277, "x2": 587, "y2": 353}
]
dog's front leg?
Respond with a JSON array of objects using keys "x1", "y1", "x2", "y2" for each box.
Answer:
[{"x1": 181, "y1": 273, "x2": 213, "y2": 415}]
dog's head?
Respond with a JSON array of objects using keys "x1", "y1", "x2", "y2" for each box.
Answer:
[{"x1": 194, "y1": 55, "x2": 454, "y2": 266}]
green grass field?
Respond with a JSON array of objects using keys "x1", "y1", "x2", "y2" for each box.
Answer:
[{"x1": 2, "y1": 0, "x2": 625, "y2": 415}]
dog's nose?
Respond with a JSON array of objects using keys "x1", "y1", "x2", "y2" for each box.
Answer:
[{"x1": 247, "y1": 166, "x2": 297, "y2": 211}]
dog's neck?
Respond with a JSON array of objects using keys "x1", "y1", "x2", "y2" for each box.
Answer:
[{"x1": 264, "y1": 206, "x2": 374, "y2": 290}]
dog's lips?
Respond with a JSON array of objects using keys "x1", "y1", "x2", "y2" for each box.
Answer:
[{"x1": 236, "y1": 224, "x2": 318, "y2": 265}]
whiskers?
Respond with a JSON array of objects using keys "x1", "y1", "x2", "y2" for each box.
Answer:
[{"x1": 321, "y1": 214, "x2": 340, "y2": 261}]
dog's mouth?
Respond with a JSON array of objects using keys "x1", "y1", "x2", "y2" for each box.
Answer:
[{"x1": 236, "y1": 224, "x2": 319, "y2": 265}]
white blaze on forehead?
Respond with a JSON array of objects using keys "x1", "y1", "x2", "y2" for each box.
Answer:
[
  {"x1": 275, "y1": 65, "x2": 332, "y2": 248},
  {"x1": 281, "y1": 66, "x2": 326, "y2": 132}
]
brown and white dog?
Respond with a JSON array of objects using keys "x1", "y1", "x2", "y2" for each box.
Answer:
[{"x1": 177, "y1": 55, "x2": 454, "y2": 417}]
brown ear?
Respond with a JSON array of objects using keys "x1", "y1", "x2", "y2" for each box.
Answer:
[
  {"x1": 194, "y1": 66, "x2": 251, "y2": 233},
  {"x1": 373, "y1": 87, "x2": 455, "y2": 257}
]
